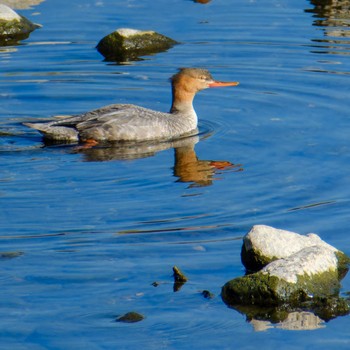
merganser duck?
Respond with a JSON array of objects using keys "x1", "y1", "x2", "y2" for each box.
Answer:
[{"x1": 24, "y1": 68, "x2": 239, "y2": 143}]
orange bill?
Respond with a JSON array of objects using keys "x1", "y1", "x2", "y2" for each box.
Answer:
[{"x1": 208, "y1": 81, "x2": 239, "y2": 88}]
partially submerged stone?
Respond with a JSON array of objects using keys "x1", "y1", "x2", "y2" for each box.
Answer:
[
  {"x1": 173, "y1": 265, "x2": 188, "y2": 292},
  {"x1": 0, "y1": 251, "x2": 23, "y2": 259},
  {"x1": 241, "y1": 225, "x2": 349, "y2": 273},
  {"x1": 173, "y1": 266, "x2": 188, "y2": 283},
  {"x1": 0, "y1": 4, "x2": 39, "y2": 45},
  {"x1": 116, "y1": 311, "x2": 144, "y2": 323},
  {"x1": 96, "y1": 28, "x2": 178, "y2": 62}
]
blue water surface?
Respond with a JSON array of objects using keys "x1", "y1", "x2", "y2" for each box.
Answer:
[{"x1": 1, "y1": 0, "x2": 350, "y2": 348}]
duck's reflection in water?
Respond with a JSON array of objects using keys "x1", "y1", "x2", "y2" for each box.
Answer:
[{"x1": 74, "y1": 135, "x2": 243, "y2": 187}]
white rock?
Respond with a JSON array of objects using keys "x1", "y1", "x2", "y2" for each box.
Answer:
[
  {"x1": 116, "y1": 28, "x2": 154, "y2": 37},
  {"x1": 0, "y1": 4, "x2": 22, "y2": 21},
  {"x1": 262, "y1": 245, "x2": 338, "y2": 283},
  {"x1": 244, "y1": 225, "x2": 337, "y2": 260},
  {"x1": 0, "y1": 1, "x2": 44, "y2": 9}
]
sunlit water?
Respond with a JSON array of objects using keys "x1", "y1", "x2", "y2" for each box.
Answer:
[{"x1": 1, "y1": 0, "x2": 350, "y2": 348}]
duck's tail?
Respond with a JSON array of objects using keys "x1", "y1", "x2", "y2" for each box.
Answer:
[{"x1": 23, "y1": 122, "x2": 79, "y2": 142}]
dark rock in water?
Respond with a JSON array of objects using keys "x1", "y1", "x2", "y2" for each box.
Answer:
[
  {"x1": 0, "y1": 251, "x2": 24, "y2": 259},
  {"x1": 96, "y1": 28, "x2": 178, "y2": 62},
  {"x1": 0, "y1": 4, "x2": 40, "y2": 45},
  {"x1": 116, "y1": 311, "x2": 144, "y2": 323},
  {"x1": 173, "y1": 266, "x2": 188, "y2": 283},
  {"x1": 201, "y1": 290, "x2": 215, "y2": 299},
  {"x1": 172, "y1": 265, "x2": 188, "y2": 292}
]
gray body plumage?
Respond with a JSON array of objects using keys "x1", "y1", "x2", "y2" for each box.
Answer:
[{"x1": 24, "y1": 103, "x2": 198, "y2": 142}]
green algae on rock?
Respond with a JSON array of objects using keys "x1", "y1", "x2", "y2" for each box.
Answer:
[
  {"x1": 96, "y1": 28, "x2": 178, "y2": 62},
  {"x1": 223, "y1": 245, "x2": 348, "y2": 309},
  {"x1": 0, "y1": 4, "x2": 40, "y2": 45}
]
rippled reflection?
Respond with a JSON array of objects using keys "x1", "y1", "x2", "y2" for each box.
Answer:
[
  {"x1": 227, "y1": 302, "x2": 348, "y2": 331},
  {"x1": 307, "y1": 0, "x2": 350, "y2": 54},
  {"x1": 250, "y1": 311, "x2": 325, "y2": 331},
  {"x1": 75, "y1": 135, "x2": 243, "y2": 187}
]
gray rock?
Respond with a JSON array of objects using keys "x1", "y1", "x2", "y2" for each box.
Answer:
[
  {"x1": 96, "y1": 28, "x2": 178, "y2": 62},
  {"x1": 0, "y1": 4, "x2": 40, "y2": 44}
]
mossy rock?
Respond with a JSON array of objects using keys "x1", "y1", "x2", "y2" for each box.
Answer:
[
  {"x1": 223, "y1": 246, "x2": 347, "y2": 307},
  {"x1": 0, "y1": 4, "x2": 39, "y2": 45},
  {"x1": 222, "y1": 269, "x2": 341, "y2": 307},
  {"x1": 96, "y1": 28, "x2": 178, "y2": 62}
]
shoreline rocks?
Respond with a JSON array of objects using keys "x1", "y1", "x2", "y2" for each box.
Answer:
[
  {"x1": 96, "y1": 28, "x2": 178, "y2": 62},
  {"x1": 0, "y1": 4, "x2": 40, "y2": 45}
]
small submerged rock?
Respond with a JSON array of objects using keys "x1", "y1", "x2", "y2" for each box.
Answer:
[
  {"x1": 201, "y1": 290, "x2": 215, "y2": 299},
  {"x1": 96, "y1": 28, "x2": 178, "y2": 62},
  {"x1": 116, "y1": 311, "x2": 144, "y2": 323},
  {"x1": 0, "y1": 4, "x2": 39, "y2": 45},
  {"x1": 173, "y1": 265, "x2": 188, "y2": 292},
  {"x1": 0, "y1": 251, "x2": 24, "y2": 259}
]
